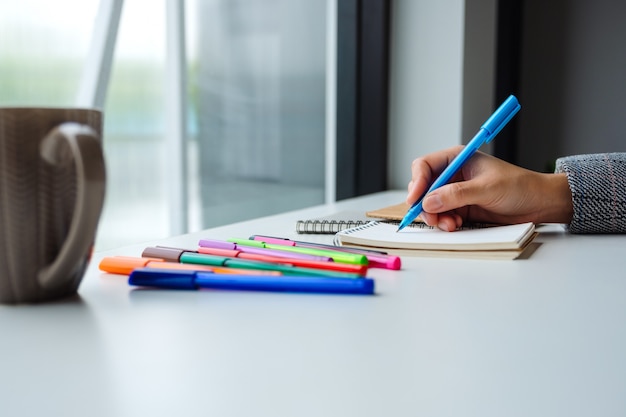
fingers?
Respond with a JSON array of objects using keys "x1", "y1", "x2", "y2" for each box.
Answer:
[
  {"x1": 420, "y1": 181, "x2": 484, "y2": 231},
  {"x1": 420, "y1": 211, "x2": 463, "y2": 232},
  {"x1": 422, "y1": 181, "x2": 480, "y2": 215},
  {"x1": 406, "y1": 146, "x2": 464, "y2": 205}
]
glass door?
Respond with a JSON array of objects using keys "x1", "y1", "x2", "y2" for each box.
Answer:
[{"x1": 186, "y1": 0, "x2": 328, "y2": 230}]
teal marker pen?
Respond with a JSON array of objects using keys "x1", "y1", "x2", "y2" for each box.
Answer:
[{"x1": 179, "y1": 252, "x2": 364, "y2": 279}]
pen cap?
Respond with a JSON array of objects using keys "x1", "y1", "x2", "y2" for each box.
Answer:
[
  {"x1": 181, "y1": 252, "x2": 229, "y2": 267},
  {"x1": 481, "y1": 95, "x2": 521, "y2": 141},
  {"x1": 99, "y1": 256, "x2": 162, "y2": 275},
  {"x1": 129, "y1": 268, "x2": 197, "y2": 290},
  {"x1": 198, "y1": 239, "x2": 237, "y2": 250},
  {"x1": 142, "y1": 246, "x2": 189, "y2": 262}
]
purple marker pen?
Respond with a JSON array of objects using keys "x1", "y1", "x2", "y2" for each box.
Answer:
[{"x1": 198, "y1": 239, "x2": 333, "y2": 262}]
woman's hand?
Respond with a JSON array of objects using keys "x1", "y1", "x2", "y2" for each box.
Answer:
[{"x1": 407, "y1": 146, "x2": 573, "y2": 231}]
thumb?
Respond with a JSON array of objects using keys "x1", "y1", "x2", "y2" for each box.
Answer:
[{"x1": 422, "y1": 181, "x2": 480, "y2": 214}]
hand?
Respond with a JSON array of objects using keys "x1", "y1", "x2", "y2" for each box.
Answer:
[{"x1": 406, "y1": 146, "x2": 573, "y2": 231}]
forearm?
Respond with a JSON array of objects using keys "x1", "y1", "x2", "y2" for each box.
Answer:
[{"x1": 555, "y1": 153, "x2": 626, "y2": 233}]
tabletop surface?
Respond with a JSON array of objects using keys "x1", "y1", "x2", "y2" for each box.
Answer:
[{"x1": 2, "y1": 190, "x2": 626, "y2": 417}]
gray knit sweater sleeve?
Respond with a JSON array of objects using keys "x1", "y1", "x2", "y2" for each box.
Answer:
[{"x1": 555, "y1": 153, "x2": 626, "y2": 233}]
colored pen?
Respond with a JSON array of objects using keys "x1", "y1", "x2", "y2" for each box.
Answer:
[
  {"x1": 142, "y1": 246, "x2": 284, "y2": 276},
  {"x1": 142, "y1": 246, "x2": 198, "y2": 263},
  {"x1": 129, "y1": 268, "x2": 375, "y2": 295},
  {"x1": 180, "y1": 252, "x2": 364, "y2": 279},
  {"x1": 198, "y1": 239, "x2": 333, "y2": 262},
  {"x1": 248, "y1": 235, "x2": 402, "y2": 270},
  {"x1": 397, "y1": 94, "x2": 521, "y2": 231},
  {"x1": 100, "y1": 256, "x2": 164, "y2": 275},
  {"x1": 228, "y1": 238, "x2": 368, "y2": 265},
  {"x1": 143, "y1": 245, "x2": 330, "y2": 264},
  {"x1": 98, "y1": 256, "x2": 279, "y2": 276},
  {"x1": 197, "y1": 246, "x2": 368, "y2": 275},
  {"x1": 143, "y1": 245, "x2": 329, "y2": 267}
]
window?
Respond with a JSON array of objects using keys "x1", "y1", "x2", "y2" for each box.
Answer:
[
  {"x1": 188, "y1": 0, "x2": 327, "y2": 231},
  {"x1": 1, "y1": 0, "x2": 390, "y2": 251}
]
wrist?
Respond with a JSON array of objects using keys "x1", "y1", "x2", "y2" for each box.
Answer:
[{"x1": 538, "y1": 173, "x2": 573, "y2": 224}]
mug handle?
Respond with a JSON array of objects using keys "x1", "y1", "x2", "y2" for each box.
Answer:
[{"x1": 37, "y1": 122, "x2": 106, "y2": 291}]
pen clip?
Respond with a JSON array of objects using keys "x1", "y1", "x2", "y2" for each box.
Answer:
[{"x1": 481, "y1": 95, "x2": 521, "y2": 142}]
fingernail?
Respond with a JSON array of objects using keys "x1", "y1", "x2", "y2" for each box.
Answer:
[
  {"x1": 437, "y1": 220, "x2": 450, "y2": 231},
  {"x1": 424, "y1": 193, "x2": 443, "y2": 211}
]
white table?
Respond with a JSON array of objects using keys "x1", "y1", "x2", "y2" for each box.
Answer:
[{"x1": 2, "y1": 190, "x2": 626, "y2": 417}]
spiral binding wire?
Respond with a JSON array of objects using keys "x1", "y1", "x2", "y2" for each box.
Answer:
[{"x1": 295, "y1": 219, "x2": 372, "y2": 234}]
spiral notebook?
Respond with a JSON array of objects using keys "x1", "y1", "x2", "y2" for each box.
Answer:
[
  {"x1": 333, "y1": 221, "x2": 537, "y2": 260},
  {"x1": 295, "y1": 211, "x2": 381, "y2": 234},
  {"x1": 295, "y1": 203, "x2": 417, "y2": 234}
]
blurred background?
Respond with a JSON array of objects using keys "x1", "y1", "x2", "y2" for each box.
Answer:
[
  {"x1": 0, "y1": 0, "x2": 327, "y2": 250},
  {"x1": 3, "y1": 0, "x2": 625, "y2": 250}
]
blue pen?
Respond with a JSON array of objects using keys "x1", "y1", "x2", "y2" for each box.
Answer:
[
  {"x1": 129, "y1": 268, "x2": 375, "y2": 295},
  {"x1": 397, "y1": 94, "x2": 521, "y2": 231}
]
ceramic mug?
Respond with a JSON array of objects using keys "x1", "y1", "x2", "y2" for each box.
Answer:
[{"x1": 0, "y1": 107, "x2": 106, "y2": 304}]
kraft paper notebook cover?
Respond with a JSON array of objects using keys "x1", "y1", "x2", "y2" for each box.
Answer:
[
  {"x1": 333, "y1": 221, "x2": 537, "y2": 260},
  {"x1": 365, "y1": 202, "x2": 414, "y2": 222}
]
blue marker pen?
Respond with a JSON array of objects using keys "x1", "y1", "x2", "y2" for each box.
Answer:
[
  {"x1": 397, "y1": 95, "x2": 521, "y2": 231},
  {"x1": 129, "y1": 268, "x2": 375, "y2": 295}
]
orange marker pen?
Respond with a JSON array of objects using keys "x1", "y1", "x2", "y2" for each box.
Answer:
[{"x1": 99, "y1": 256, "x2": 280, "y2": 276}]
